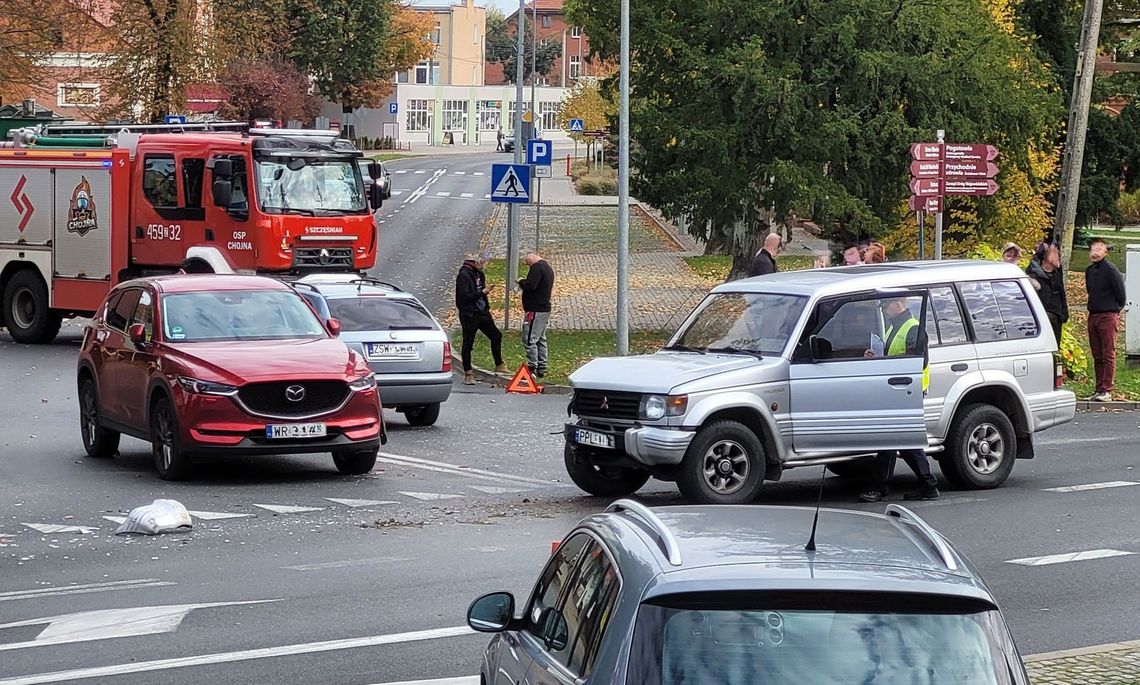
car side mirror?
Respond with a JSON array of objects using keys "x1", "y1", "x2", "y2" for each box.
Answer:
[
  {"x1": 467, "y1": 592, "x2": 515, "y2": 633},
  {"x1": 326, "y1": 318, "x2": 342, "y2": 338},
  {"x1": 212, "y1": 179, "x2": 233, "y2": 208},
  {"x1": 808, "y1": 334, "x2": 832, "y2": 360},
  {"x1": 368, "y1": 181, "x2": 384, "y2": 210},
  {"x1": 537, "y1": 607, "x2": 568, "y2": 651},
  {"x1": 128, "y1": 323, "x2": 147, "y2": 346},
  {"x1": 211, "y1": 158, "x2": 233, "y2": 179}
]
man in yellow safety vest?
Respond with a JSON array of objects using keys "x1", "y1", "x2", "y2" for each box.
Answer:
[{"x1": 859, "y1": 297, "x2": 940, "y2": 502}]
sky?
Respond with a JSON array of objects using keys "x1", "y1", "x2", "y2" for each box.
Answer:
[{"x1": 409, "y1": 0, "x2": 522, "y2": 13}]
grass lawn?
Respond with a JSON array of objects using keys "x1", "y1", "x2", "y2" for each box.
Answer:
[
  {"x1": 1061, "y1": 311, "x2": 1140, "y2": 400},
  {"x1": 469, "y1": 329, "x2": 668, "y2": 385},
  {"x1": 1069, "y1": 246, "x2": 1128, "y2": 273},
  {"x1": 369, "y1": 152, "x2": 417, "y2": 162},
  {"x1": 682, "y1": 254, "x2": 821, "y2": 282}
]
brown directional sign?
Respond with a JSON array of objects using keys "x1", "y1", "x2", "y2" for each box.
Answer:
[
  {"x1": 942, "y1": 161, "x2": 999, "y2": 178},
  {"x1": 910, "y1": 160, "x2": 942, "y2": 178},
  {"x1": 944, "y1": 179, "x2": 999, "y2": 196},
  {"x1": 909, "y1": 195, "x2": 943, "y2": 213},
  {"x1": 910, "y1": 143, "x2": 942, "y2": 161},
  {"x1": 943, "y1": 144, "x2": 999, "y2": 162},
  {"x1": 909, "y1": 178, "x2": 941, "y2": 196}
]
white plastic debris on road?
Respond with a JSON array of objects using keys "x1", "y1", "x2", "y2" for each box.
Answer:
[{"x1": 115, "y1": 499, "x2": 193, "y2": 535}]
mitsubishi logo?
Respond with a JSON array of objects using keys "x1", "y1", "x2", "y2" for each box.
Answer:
[
  {"x1": 600, "y1": 396, "x2": 609, "y2": 410},
  {"x1": 285, "y1": 385, "x2": 306, "y2": 402},
  {"x1": 10, "y1": 176, "x2": 33, "y2": 232}
]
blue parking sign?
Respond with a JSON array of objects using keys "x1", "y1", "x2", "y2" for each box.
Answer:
[
  {"x1": 389, "y1": 102, "x2": 398, "y2": 114},
  {"x1": 527, "y1": 139, "x2": 552, "y2": 166}
]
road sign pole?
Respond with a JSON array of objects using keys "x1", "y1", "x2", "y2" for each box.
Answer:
[
  {"x1": 918, "y1": 211, "x2": 925, "y2": 260},
  {"x1": 934, "y1": 129, "x2": 945, "y2": 261},
  {"x1": 504, "y1": 0, "x2": 527, "y2": 332},
  {"x1": 535, "y1": 177, "x2": 542, "y2": 251},
  {"x1": 617, "y1": 0, "x2": 630, "y2": 356}
]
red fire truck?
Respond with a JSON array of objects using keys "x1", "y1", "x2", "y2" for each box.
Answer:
[{"x1": 0, "y1": 123, "x2": 383, "y2": 343}]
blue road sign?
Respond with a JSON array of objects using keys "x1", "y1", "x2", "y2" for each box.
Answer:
[
  {"x1": 527, "y1": 139, "x2": 552, "y2": 166},
  {"x1": 389, "y1": 102, "x2": 398, "y2": 114},
  {"x1": 164, "y1": 115, "x2": 186, "y2": 124},
  {"x1": 569, "y1": 118, "x2": 585, "y2": 132},
  {"x1": 490, "y1": 164, "x2": 531, "y2": 203}
]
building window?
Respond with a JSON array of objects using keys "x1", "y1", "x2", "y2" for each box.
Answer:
[
  {"x1": 433, "y1": 64, "x2": 441, "y2": 85},
  {"x1": 395, "y1": 70, "x2": 409, "y2": 84},
  {"x1": 442, "y1": 99, "x2": 469, "y2": 132},
  {"x1": 431, "y1": 23, "x2": 441, "y2": 44},
  {"x1": 477, "y1": 100, "x2": 502, "y2": 131},
  {"x1": 569, "y1": 55, "x2": 581, "y2": 79},
  {"x1": 571, "y1": 25, "x2": 581, "y2": 38},
  {"x1": 406, "y1": 99, "x2": 431, "y2": 131},
  {"x1": 57, "y1": 83, "x2": 100, "y2": 108},
  {"x1": 541, "y1": 101, "x2": 560, "y2": 131},
  {"x1": 415, "y1": 61, "x2": 431, "y2": 84},
  {"x1": 506, "y1": 101, "x2": 531, "y2": 126},
  {"x1": 541, "y1": 14, "x2": 552, "y2": 28}
]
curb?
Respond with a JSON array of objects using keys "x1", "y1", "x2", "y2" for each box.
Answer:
[
  {"x1": 1076, "y1": 401, "x2": 1140, "y2": 411},
  {"x1": 1026, "y1": 638, "x2": 1140, "y2": 662},
  {"x1": 451, "y1": 354, "x2": 573, "y2": 396}
]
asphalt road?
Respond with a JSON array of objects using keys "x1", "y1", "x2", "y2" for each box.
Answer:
[{"x1": 1, "y1": 155, "x2": 1139, "y2": 683}]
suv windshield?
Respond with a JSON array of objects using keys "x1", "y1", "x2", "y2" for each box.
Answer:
[
  {"x1": 669, "y1": 292, "x2": 805, "y2": 357},
  {"x1": 255, "y1": 159, "x2": 365, "y2": 215},
  {"x1": 161, "y1": 290, "x2": 327, "y2": 342},
  {"x1": 628, "y1": 602, "x2": 1017, "y2": 684},
  {"x1": 326, "y1": 296, "x2": 438, "y2": 332}
]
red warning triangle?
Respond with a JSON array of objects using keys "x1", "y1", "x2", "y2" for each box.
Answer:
[{"x1": 505, "y1": 364, "x2": 543, "y2": 394}]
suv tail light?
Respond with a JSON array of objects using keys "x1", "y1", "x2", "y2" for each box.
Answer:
[
  {"x1": 443, "y1": 341, "x2": 452, "y2": 373},
  {"x1": 1053, "y1": 352, "x2": 1064, "y2": 390}
]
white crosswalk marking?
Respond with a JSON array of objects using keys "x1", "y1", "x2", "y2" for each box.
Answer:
[
  {"x1": 472, "y1": 172, "x2": 485, "y2": 176},
  {"x1": 252, "y1": 504, "x2": 324, "y2": 515},
  {"x1": 460, "y1": 192, "x2": 474, "y2": 198},
  {"x1": 187, "y1": 510, "x2": 254, "y2": 520},
  {"x1": 452, "y1": 171, "x2": 466, "y2": 175},
  {"x1": 436, "y1": 191, "x2": 451, "y2": 197},
  {"x1": 399, "y1": 492, "x2": 464, "y2": 501},
  {"x1": 324, "y1": 498, "x2": 397, "y2": 508},
  {"x1": 394, "y1": 169, "x2": 409, "y2": 174},
  {"x1": 414, "y1": 170, "x2": 426, "y2": 174},
  {"x1": 102, "y1": 516, "x2": 127, "y2": 524},
  {"x1": 1006, "y1": 549, "x2": 1134, "y2": 566},
  {"x1": 1043, "y1": 481, "x2": 1140, "y2": 492},
  {"x1": 22, "y1": 523, "x2": 98, "y2": 535},
  {"x1": 469, "y1": 485, "x2": 529, "y2": 495}
]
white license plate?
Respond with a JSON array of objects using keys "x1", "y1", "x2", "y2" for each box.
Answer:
[
  {"x1": 266, "y1": 423, "x2": 327, "y2": 439},
  {"x1": 575, "y1": 428, "x2": 614, "y2": 450},
  {"x1": 367, "y1": 343, "x2": 419, "y2": 360}
]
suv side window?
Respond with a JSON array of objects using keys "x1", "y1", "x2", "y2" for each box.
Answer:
[
  {"x1": 992, "y1": 280, "x2": 1039, "y2": 338},
  {"x1": 526, "y1": 533, "x2": 591, "y2": 635},
  {"x1": 960, "y1": 281, "x2": 1039, "y2": 341},
  {"x1": 105, "y1": 289, "x2": 141, "y2": 332},
  {"x1": 798, "y1": 295, "x2": 883, "y2": 360},
  {"x1": 925, "y1": 286, "x2": 969, "y2": 345},
  {"x1": 958, "y1": 282, "x2": 1005, "y2": 342}
]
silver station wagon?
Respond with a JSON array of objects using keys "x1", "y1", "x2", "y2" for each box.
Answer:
[{"x1": 564, "y1": 261, "x2": 1076, "y2": 504}]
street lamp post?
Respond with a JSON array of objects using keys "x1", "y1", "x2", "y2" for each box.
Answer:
[
  {"x1": 616, "y1": 0, "x2": 630, "y2": 355},
  {"x1": 504, "y1": 0, "x2": 527, "y2": 331}
]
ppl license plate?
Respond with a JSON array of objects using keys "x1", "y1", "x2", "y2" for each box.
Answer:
[
  {"x1": 367, "y1": 343, "x2": 419, "y2": 360},
  {"x1": 575, "y1": 428, "x2": 614, "y2": 450},
  {"x1": 265, "y1": 423, "x2": 327, "y2": 439}
]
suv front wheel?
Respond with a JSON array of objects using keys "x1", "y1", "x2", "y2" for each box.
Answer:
[
  {"x1": 942, "y1": 403, "x2": 1016, "y2": 489},
  {"x1": 677, "y1": 420, "x2": 766, "y2": 504},
  {"x1": 564, "y1": 443, "x2": 650, "y2": 497}
]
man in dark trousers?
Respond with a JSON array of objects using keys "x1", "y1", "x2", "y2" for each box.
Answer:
[
  {"x1": 496, "y1": 127, "x2": 504, "y2": 152},
  {"x1": 747, "y1": 233, "x2": 782, "y2": 277},
  {"x1": 1085, "y1": 238, "x2": 1127, "y2": 401},
  {"x1": 1026, "y1": 242, "x2": 1068, "y2": 346},
  {"x1": 517, "y1": 251, "x2": 555, "y2": 378},
  {"x1": 859, "y1": 296, "x2": 939, "y2": 502},
  {"x1": 455, "y1": 254, "x2": 506, "y2": 385}
]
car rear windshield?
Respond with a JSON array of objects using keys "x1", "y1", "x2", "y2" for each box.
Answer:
[
  {"x1": 627, "y1": 596, "x2": 1018, "y2": 684},
  {"x1": 669, "y1": 292, "x2": 806, "y2": 356},
  {"x1": 326, "y1": 296, "x2": 437, "y2": 332},
  {"x1": 161, "y1": 290, "x2": 326, "y2": 342}
]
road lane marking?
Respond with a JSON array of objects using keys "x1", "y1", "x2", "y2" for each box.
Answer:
[
  {"x1": 1043, "y1": 481, "x2": 1140, "y2": 492},
  {"x1": 0, "y1": 579, "x2": 175, "y2": 603},
  {"x1": 452, "y1": 171, "x2": 466, "y2": 175},
  {"x1": 460, "y1": 192, "x2": 474, "y2": 198},
  {"x1": 252, "y1": 504, "x2": 324, "y2": 515},
  {"x1": 1006, "y1": 549, "x2": 1134, "y2": 566},
  {"x1": 378, "y1": 451, "x2": 569, "y2": 488},
  {"x1": 404, "y1": 169, "x2": 446, "y2": 204},
  {"x1": 0, "y1": 625, "x2": 475, "y2": 684},
  {"x1": 283, "y1": 556, "x2": 413, "y2": 571},
  {"x1": 187, "y1": 511, "x2": 254, "y2": 520},
  {"x1": 0, "y1": 600, "x2": 278, "y2": 652},
  {"x1": 399, "y1": 492, "x2": 464, "y2": 501},
  {"x1": 469, "y1": 485, "x2": 530, "y2": 494},
  {"x1": 906, "y1": 496, "x2": 988, "y2": 508},
  {"x1": 436, "y1": 191, "x2": 451, "y2": 197},
  {"x1": 367, "y1": 678, "x2": 478, "y2": 685},
  {"x1": 472, "y1": 172, "x2": 484, "y2": 176},
  {"x1": 394, "y1": 170, "x2": 409, "y2": 174},
  {"x1": 482, "y1": 194, "x2": 491, "y2": 199},
  {"x1": 391, "y1": 190, "x2": 405, "y2": 195},
  {"x1": 414, "y1": 170, "x2": 426, "y2": 174},
  {"x1": 324, "y1": 498, "x2": 397, "y2": 508},
  {"x1": 21, "y1": 523, "x2": 97, "y2": 535},
  {"x1": 102, "y1": 516, "x2": 127, "y2": 524}
]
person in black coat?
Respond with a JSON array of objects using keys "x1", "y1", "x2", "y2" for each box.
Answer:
[
  {"x1": 455, "y1": 254, "x2": 505, "y2": 385},
  {"x1": 747, "y1": 233, "x2": 782, "y2": 278},
  {"x1": 1026, "y1": 243, "x2": 1068, "y2": 345}
]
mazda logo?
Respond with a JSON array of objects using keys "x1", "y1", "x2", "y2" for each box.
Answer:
[
  {"x1": 600, "y1": 396, "x2": 609, "y2": 410},
  {"x1": 285, "y1": 385, "x2": 306, "y2": 402}
]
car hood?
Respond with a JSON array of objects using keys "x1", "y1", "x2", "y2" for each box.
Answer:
[
  {"x1": 164, "y1": 338, "x2": 367, "y2": 383},
  {"x1": 569, "y1": 352, "x2": 767, "y2": 394}
]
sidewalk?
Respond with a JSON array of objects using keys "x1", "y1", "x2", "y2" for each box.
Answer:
[{"x1": 1026, "y1": 640, "x2": 1140, "y2": 684}]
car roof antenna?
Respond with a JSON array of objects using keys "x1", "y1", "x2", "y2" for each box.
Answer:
[{"x1": 804, "y1": 466, "x2": 827, "y2": 552}]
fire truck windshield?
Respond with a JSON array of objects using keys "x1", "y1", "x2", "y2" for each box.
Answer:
[{"x1": 255, "y1": 159, "x2": 366, "y2": 215}]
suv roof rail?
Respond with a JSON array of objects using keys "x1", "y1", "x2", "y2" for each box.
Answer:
[
  {"x1": 884, "y1": 504, "x2": 959, "y2": 571},
  {"x1": 606, "y1": 499, "x2": 682, "y2": 567}
]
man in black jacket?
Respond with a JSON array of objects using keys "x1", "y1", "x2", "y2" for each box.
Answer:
[
  {"x1": 455, "y1": 254, "x2": 506, "y2": 385},
  {"x1": 518, "y1": 252, "x2": 555, "y2": 377},
  {"x1": 1085, "y1": 238, "x2": 1127, "y2": 401},
  {"x1": 1026, "y1": 243, "x2": 1068, "y2": 345},
  {"x1": 747, "y1": 233, "x2": 782, "y2": 278}
]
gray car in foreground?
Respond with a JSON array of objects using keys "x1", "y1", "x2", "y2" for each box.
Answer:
[
  {"x1": 468, "y1": 499, "x2": 1030, "y2": 684},
  {"x1": 293, "y1": 275, "x2": 451, "y2": 426}
]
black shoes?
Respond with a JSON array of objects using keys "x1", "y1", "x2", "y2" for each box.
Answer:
[
  {"x1": 859, "y1": 489, "x2": 886, "y2": 503},
  {"x1": 903, "y1": 487, "x2": 941, "y2": 501}
]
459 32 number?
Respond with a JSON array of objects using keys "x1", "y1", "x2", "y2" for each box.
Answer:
[{"x1": 146, "y1": 223, "x2": 182, "y2": 241}]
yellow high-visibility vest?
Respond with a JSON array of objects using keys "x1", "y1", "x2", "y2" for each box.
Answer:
[{"x1": 885, "y1": 316, "x2": 930, "y2": 393}]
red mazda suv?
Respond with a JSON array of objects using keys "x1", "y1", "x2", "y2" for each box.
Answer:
[{"x1": 76, "y1": 275, "x2": 386, "y2": 480}]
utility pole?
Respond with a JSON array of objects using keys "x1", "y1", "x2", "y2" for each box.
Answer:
[
  {"x1": 1053, "y1": 0, "x2": 1105, "y2": 269},
  {"x1": 505, "y1": 0, "x2": 526, "y2": 332},
  {"x1": 935, "y1": 129, "x2": 944, "y2": 261},
  {"x1": 616, "y1": 0, "x2": 630, "y2": 355},
  {"x1": 531, "y1": 0, "x2": 538, "y2": 123}
]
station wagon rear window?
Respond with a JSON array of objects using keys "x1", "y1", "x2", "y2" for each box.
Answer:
[
  {"x1": 326, "y1": 297, "x2": 437, "y2": 332},
  {"x1": 671, "y1": 293, "x2": 806, "y2": 357}
]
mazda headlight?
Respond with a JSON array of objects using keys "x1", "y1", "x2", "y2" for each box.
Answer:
[
  {"x1": 177, "y1": 376, "x2": 238, "y2": 396},
  {"x1": 349, "y1": 373, "x2": 377, "y2": 392},
  {"x1": 640, "y1": 394, "x2": 688, "y2": 420}
]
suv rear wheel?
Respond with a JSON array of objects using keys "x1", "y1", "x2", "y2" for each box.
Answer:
[
  {"x1": 942, "y1": 403, "x2": 1016, "y2": 489},
  {"x1": 677, "y1": 420, "x2": 766, "y2": 504},
  {"x1": 79, "y1": 376, "x2": 120, "y2": 459},
  {"x1": 564, "y1": 443, "x2": 650, "y2": 497}
]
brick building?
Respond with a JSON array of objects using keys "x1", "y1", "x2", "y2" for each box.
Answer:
[{"x1": 485, "y1": 0, "x2": 594, "y2": 87}]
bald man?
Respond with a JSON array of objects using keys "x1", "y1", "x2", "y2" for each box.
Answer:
[{"x1": 747, "y1": 233, "x2": 782, "y2": 278}]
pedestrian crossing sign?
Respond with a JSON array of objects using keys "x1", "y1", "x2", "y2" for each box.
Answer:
[
  {"x1": 569, "y1": 118, "x2": 585, "y2": 132},
  {"x1": 490, "y1": 163, "x2": 531, "y2": 203}
]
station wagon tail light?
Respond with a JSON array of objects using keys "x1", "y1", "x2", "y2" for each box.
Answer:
[
  {"x1": 443, "y1": 341, "x2": 452, "y2": 372},
  {"x1": 1054, "y1": 352, "x2": 1064, "y2": 390}
]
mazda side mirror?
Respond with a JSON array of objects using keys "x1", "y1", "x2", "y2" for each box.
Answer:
[
  {"x1": 327, "y1": 318, "x2": 341, "y2": 338},
  {"x1": 128, "y1": 323, "x2": 147, "y2": 346},
  {"x1": 467, "y1": 592, "x2": 515, "y2": 633},
  {"x1": 212, "y1": 179, "x2": 233, "y2": 208}
]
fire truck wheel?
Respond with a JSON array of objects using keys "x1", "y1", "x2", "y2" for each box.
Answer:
[{"x1": 2, "y1": 269, "x2": 62, "y2": 344}]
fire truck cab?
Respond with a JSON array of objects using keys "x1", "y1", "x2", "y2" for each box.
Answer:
[{"x1": 0, "y1": 123, "x2": 383, "y2": 343}]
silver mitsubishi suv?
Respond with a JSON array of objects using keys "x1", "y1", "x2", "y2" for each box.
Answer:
[{"x1": 563, "y1": 261, "x2": 1076, "y2": 504}]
